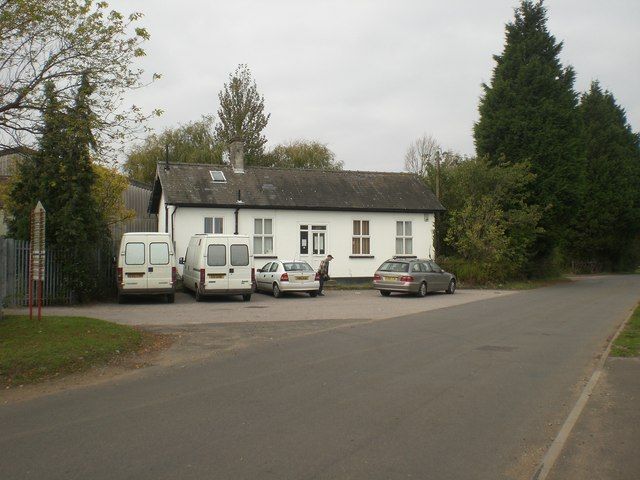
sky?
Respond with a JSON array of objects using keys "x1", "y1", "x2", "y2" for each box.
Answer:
[{"x1": 111, "y1": 0, "x2": 640, "y2": 172}]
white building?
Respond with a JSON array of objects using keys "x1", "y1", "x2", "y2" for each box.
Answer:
[{"x1": 148, "y1": 146, "x2": 444, "y2": 280}]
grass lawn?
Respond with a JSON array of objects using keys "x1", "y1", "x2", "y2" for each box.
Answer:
[
  {"x1": 0, "y1": 315, "x2": 156, "y2": 386},
  {"x1": 611, "y1": 304, "x2": 640, "y2": 357}
]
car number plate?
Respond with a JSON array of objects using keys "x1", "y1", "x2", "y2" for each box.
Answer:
[
  {"x1": 296, "y1": 276, "x2": 309, "y2": 280},
  {"x1": 384, "y1": 276, "x2": 397, "y2": 282}
]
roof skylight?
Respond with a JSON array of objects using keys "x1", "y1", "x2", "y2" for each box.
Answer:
[{"x1": 210, "y1": 170, "x2": 226, "y2": 183}]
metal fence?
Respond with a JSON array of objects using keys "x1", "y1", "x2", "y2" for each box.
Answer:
[{"x1": 0, "y1": 237, "x2": 115, "y2": 307}]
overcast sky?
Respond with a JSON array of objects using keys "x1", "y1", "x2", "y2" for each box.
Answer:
[{"x1": 111, "y1": 0, "x2": 640, "y2": 172}]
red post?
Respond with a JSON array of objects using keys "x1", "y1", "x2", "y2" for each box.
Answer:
[
  {"x1": 37, "y1": 279, "x2": 43, "y2": 321},
  {"x1": 28, "y1": 252, "x2": 33, "y2": 320}
]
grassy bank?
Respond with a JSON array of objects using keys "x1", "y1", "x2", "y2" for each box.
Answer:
[
  {"x1": 611, "y1": 304, "x2": 640, "y2": 357},
  {"x1": 0, "y1": 315, "x2": 157, "y2": 386}
]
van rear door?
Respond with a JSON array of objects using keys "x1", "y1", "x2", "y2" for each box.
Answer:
[
  {"x1": 228, "y1": 242, "x2": 251, "y2": 291},
  {"x1": 205, "y1": 239, "x2": 229, "y2": 291},
  {"x1": 122, "y1": 237, "x2": 147, "y2": 290},
  {"x1": 147, "y1": 239, "x2": 172, "y2": 291}
]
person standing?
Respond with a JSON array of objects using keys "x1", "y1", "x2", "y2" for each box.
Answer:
[{"x1": 317, "y1": 254, "x2": 333, "y2": 296}]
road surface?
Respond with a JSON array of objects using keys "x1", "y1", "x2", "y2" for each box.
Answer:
[{"x1": 1, "y1": 275, "x2": 638, "y2": 479}]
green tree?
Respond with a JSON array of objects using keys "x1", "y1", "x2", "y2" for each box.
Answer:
[
  {"x1": 0, "y1": 0, "x2": 159, "y2": 155},
  {"x1": 215, "y1": 64, "x2": 270, "y2": 164},
  {"x1": 473, "y1": 0, "x2": 584, "y2": 257},
  {"x1": 6, "y1": 77, "x2": 107, "y2": 299},
  {"x1": 124, "y1": 116, "x2": 225, "y2": 184},
  {"x1": 261, "y1": 140, "x2": 343, "y2": 170},
  {"x1": 572, "y1": 82, "x2": 640, "y2": 270},
  {"x1": 436, "y1": 157, "x2": 542, "y2": 282}
]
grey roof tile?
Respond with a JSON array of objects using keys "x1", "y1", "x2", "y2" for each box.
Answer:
[{"x1": 149, "y1": 163, "x2": 444, "y2": 214}]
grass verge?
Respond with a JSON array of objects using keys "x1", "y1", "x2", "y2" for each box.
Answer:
[
  {"x1": 611, "y1": 304, "x2": 640, "y2": 357},
  {"x1": 0, "y1": 315, "x2": 161, "y2": 386}
]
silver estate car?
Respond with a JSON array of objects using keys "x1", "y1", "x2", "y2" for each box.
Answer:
[
  {"x1": 255, "y1": 260, "x2": 320, "y2": 298},
  {"x1": 373, "y1": 258, "x2": 456, "y2": 297}
]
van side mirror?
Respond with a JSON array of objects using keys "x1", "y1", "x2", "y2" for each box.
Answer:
[{"x1": 179, "y1": 257, "x2": 185, "y2": 265}]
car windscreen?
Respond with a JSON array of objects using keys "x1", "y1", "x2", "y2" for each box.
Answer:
[
  {"x1": 378, "y1": 261, "x2": 409, "y2": 273},
  {"x1": 283, "y1": 262, "x2": 314, "y2": 272}
]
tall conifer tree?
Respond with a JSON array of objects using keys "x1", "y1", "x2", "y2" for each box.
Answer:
[
  {"x1": 474, "y1": 1, "x2": 584, "y2": 260},
  {"x1": 7, "y1": 76, "x2": 106, "y2": 299},
  {"x1": 573, "y1": 82, "x2": 640, "y2": 269}
]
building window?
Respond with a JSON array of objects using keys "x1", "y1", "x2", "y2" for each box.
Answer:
[
  {"x1": 253, "y1": 218, "x2": 274, "y2": 255},
  {"x1": 352, "y1": 220, "x2": 370, "y2": 255},
  {"x1": 210, "y1": 170, "x2": 226, "y2": 183},
  {"x1": 300, "y1": 225, "x2": 326, "y2": 255},
  {"x1": 204, "y1": 217, "x2": 223, "y2": 234},
  {"x1": 396, "y1": 221, "x2": 413, "y2": 255}
]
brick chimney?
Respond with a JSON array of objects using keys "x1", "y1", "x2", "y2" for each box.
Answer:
[{"x1": 229, "y1": 140, "x2": 244, "y2": 174}]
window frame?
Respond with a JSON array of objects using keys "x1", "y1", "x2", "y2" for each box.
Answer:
[
  {"x1": 351, "y1": 219, "x2": 371, "y2": 256},
  {"x1": 209, "y1": 170, "x2": 227, "y2": 183},
  {"x1": 204, "y1": 217, "x2": 224, "y2": 234},
  {"x1": 253, "y1": 218, "x2": 275, "y2": 256},
  {"x1": 395, "y1": 220, "x2": 413, "y2": 255}
]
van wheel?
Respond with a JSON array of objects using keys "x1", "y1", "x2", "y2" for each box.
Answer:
[
  {"x1": 417, "y1": 282, "x2": 427, "y2": 297},
  {"x1": 379, "y1": 290, "x2": 391, "y2": 297},
  {"x1": 195, "y1": 288, "x2": 202, "y2": 302},
  {"x1": 117, "y1": 293, "x2": 126, "y2": 304},
  {"x1": 309, "y1": 291, "x2": 318, "y2": 297},
  {"x1": 446, "y1": 279, "x2": 456, "y2": 294},
  {"x1": 242, "y1": 294, "x2": 252, "y2": 302},
  {"x1": 167, "y1": 293, "x2": 175, "y2": 304},
  {"x1": 273, "y1": 283, "x2": 282, "y2": 298}
]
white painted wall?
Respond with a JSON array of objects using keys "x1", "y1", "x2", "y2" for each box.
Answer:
[{"x1": 161, "y1": 193, "x2": 435, "y2": 278}]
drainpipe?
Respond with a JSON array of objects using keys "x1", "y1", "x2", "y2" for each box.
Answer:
[
  {"x1": 234, "y1": 189, "x2": 243, "y2": 235},
  {"x1": 164, "y1": 204, "x2": 169, "y2": 233},
  {"x1": 171, "y1": 205, "x2": 178, "y2": 247}
]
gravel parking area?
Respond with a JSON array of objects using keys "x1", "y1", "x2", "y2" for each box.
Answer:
[{"x1": 6, "y1": 289, "x2": 516, "y2": 326}]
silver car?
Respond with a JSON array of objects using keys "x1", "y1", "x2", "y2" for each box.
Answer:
[
  {"x1": 255, "y1": 261, "x2": 320, "y2": 298},
  {"x1": 373, "y1": 258, "x2": 456, "y2": 297}
]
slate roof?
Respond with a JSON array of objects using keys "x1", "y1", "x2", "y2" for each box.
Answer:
[{"x1": 149, "y1": 163, "x2": 445, "y2": 214}]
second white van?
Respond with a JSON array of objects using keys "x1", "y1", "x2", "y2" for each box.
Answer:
[{"x1": 181, "y1": 234, "x2": 253, "y2": 301}]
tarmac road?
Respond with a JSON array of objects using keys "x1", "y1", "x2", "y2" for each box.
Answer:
[{"x1": 1, "y1": 275, "x2": 638, "y2": 480}]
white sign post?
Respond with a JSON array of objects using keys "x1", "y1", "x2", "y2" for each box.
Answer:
[{"x1": 29, "y1": 201, "x2": 46, "y2": 320}]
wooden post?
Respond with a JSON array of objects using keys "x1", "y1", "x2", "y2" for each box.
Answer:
[{"x1": 29, "y1": 201, "x2": 46, "y2": 320}]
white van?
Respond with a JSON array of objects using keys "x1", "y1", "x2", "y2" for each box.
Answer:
[
  {"x1": 117, "y1": 232, "x2": 177, "y2": 303},
  {"x1": 181, "y1": 234, "x2": 253, "y2": 301}
]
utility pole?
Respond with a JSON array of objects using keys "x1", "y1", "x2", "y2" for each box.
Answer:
[{"x1": 435, "y1": 148, "x2": 441, "y2": 200}]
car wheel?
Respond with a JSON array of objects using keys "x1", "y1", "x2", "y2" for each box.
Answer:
[
  {"x1": 273, "y1": 283, "x2": 282, "y2": 298},
  {"x1": 446, "y1": 279, "x2": 456, "y2": 294},
  {"x1": 417, "y1": 282, "x2": 427, "y2": 297},
  {"x1": 242, "y1": 293, "x2": 252, "y2": 302},
  {"x1": 309, "y1": 291, "x2": 318, "y2": 297},
  {"x1": 380, "y1": 290, "x2": 391, "y2": 297},
  {"x1": 167, "y1": 293, "x2": 175, "y2": 304}
]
